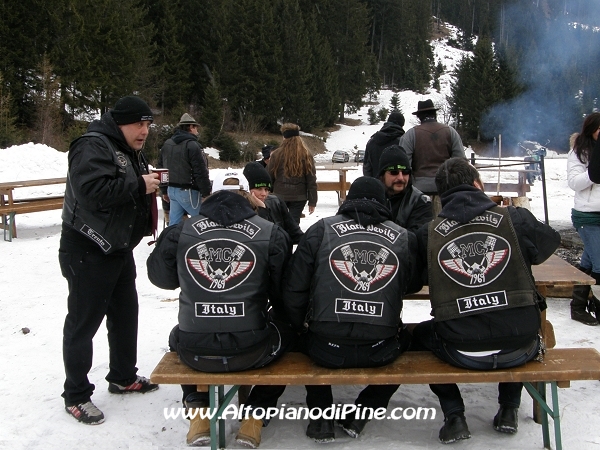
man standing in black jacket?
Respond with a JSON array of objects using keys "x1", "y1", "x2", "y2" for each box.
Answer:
[
  {"x1": 283, "y1": 177, "x2": 422, "y2": 443},
  {"x1": 147, "y1": 190, "x2": 295, "y2": 448},
  {"x1": 363, "y1": 111, "x2": 405, "y2": 177},
  {"x1": 158, "y1": 113, "x2": 211, "y2": 225},
  {"x1": 60, "y1": 96, "x2": 161, "y2": 425},
  {"x1": 378, "y1": 145, "x2": 432, "y2": 233},
  {"x1": 413, "y1": 158, "x2": 561, "y2": 444}
]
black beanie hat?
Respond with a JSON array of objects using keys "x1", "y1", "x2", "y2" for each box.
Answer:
[
  {"x1": 378, "y1": 145, "x2": 411, "y2": 176},
  {"x1": 111, "y1": 96, "x2": 154, "y2": 125},
  {"x1": 387, "y1": 111, "x2": 405, "y2": 127},
  {"x1": 243, "y1": 162, "x2": 272, "y2": 190},
  {"x1": 262, "y1": 145, "x2": 274, "y2": 159},
  {"x1": 346, "y1": 176, "x2": 387, "y2": 206}
]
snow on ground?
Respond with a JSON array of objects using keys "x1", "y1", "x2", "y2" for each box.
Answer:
[
  {"x1": 2, "y1": 27, "x2": 599, "y2": 450},
  {"x1": 1, "y1": 129, "x2": 599, "y2": 450}
]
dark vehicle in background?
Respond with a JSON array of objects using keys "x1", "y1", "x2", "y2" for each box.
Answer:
[
  {"x1": 354, "y1": 150, "x2": 365, "y2": 162},
  {"x1": 332, "y1": 150, "x2": 350, "y2": 163}
]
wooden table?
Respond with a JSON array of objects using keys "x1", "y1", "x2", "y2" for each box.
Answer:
[
  {"x1": 0, "y1": 177, "x2": 66, "y2": 240},
  {"x1": 0, "y1": 177, "x2": 67, "y2": 205}
]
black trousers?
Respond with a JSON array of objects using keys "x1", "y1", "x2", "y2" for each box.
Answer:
[
  {"x1": 305, "y1": 331, "x2": 411, "y2": 412},
  {"x1": 59, "y1": 242, "x2": 139, "y2": 406},
  {"x1": 285, "y1": 200, "x2": 307, "y2": 225},
  {"x1": 412, "y1": 320, "x2": 538, "y2": 416},
  {"x1": 170, "y1": 323, "x2": 295, "y2": 410}
]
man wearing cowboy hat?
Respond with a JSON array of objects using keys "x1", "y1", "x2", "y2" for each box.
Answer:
[
  {"x1": 399, "y1": 99, "x2": 465, "y2": 216},
  {"x1": 158, "y1": 113, "x2": 211, "y2": 225}
]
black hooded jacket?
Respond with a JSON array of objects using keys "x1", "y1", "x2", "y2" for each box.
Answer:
[
  {"x1": 147, "y1": 191, "x2": 292, "y2": 351},
  {"x1": 284, "y1": 198, "x2": 423, "y2": 343},
  {"x1": 61, "y1": 112, "x2": 153, "y2": 254},
  {"x1": 417, "y1": 185, "x2": 561, "y2": 351},
  {"x1": 363, "y1": 122, "x2": 405, "y2": 177}
]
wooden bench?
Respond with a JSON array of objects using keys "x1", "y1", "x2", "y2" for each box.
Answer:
[
  {"x1": 0, "y1": 177, "x2": 66, "y2": 241},
  {"x1": 151, "y1": 348, "x2": 600, "y2": 450},
  {"x1": 0, "y1": 196, "x2": 64, "y2": 241}
]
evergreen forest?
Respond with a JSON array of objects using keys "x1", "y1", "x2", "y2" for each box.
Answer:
[{"x1": 1, "y1": 0, "x2": 599, "y2": 157}]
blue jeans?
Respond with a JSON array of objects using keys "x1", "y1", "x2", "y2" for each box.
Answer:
[
  {"x1": 576, "y1": 224, "x2": 600, "y2": 273},
  {"x1": 167, "y1": 187, "x2": 201, "y2": 225},
  {"x1": 412, "y1": 320, "x2": 539, "y2": 416}
]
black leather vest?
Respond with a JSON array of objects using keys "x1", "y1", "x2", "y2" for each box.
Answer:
[
  {"x1": 311, "y1": 216, "x2": 409, "y2": 328},
  {"x1": 177, "y1": 214, "x2": 273, "y2": 333},
  {"x1": 61, "y1": 132, "x2": 142, "y2": 254},
  {"x1": 161, "y1": 138, "x2": 194, "y2": 188},
  {"x1": 428, "y1": 207, "x2": 537, "y2": 322}
]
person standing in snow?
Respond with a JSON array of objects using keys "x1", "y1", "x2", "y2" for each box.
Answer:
[
  {"x1": 363, "y1": 111, "x2": 405, "y2": 177},
  {"x1": 59, "y1": 96, "x2": 160, "y2": 425},
  {"x1": 267, "y1": 123, "x2": 317, "y2": 224},
  {"x1": 158, "y1": 113, "x2": 211, "y2": 225},
  {"x1": 412, "y1": 158, "x2": 560, "y2": 443},
  {"x1": 567, "y1": 112, "x2": 600, "y2": 325},
  {"x1": 399, "y1": 99, "x2": 465, "y2": 216}
]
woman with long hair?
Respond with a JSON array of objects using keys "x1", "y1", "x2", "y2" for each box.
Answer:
[
  {"x1": 567, "y1": 112, "x2": 600, "y2": 325},
  {"x1": 267, "y1": 123, "x2": 317, "y2": 224}
]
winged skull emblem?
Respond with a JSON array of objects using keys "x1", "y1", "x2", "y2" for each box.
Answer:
[
  {"x1": 441, "y1": 237, "x2": 508, "y2": 285},
  {"x1": 187, "y1": 244, "x2": 253, "y2": 290},
  {"x1": 332, "y1": 245, "x2": 396, "y2": 292}
]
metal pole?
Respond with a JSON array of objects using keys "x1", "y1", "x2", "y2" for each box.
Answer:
[
  {"x1": 496, "y1": 135, "x2": 502, "y2": 195},
  {"x1": 539, "y1": 153, "x2": 549, "y2": 225}
]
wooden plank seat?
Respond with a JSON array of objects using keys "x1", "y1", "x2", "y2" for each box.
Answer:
[
  {"x1": 151, "y1": 348, "x2": 600, "y2": 450},
  {"x1": 0, "y1": 196, "x2": 64, "y2": 241}
]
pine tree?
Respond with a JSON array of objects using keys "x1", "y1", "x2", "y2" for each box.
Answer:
[
  {"x1": 51, "y1": 0, "x2": 156, "y2": 117},
  {"x1": 201, "y1": 77, "x2": 224, "y2": 146},
  {"x1": 309, "y1": 0, "x2": 375, "y2": 120},
  {"x1": 144, "y1": 0, "x2": 192, "y2": 113},
  {"x1": 278, "y1": 0, "x2": 314, "y2": 128}
]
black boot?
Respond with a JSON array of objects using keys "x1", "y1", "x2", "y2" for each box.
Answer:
[
  {"x1": 439, "y1": 413, "x2": 471, "y2": 444},
  {"x1": 306, "y1": 418, "x2": 335, "y2": 443},
  {"x1": 338, "y1": 417, "x2": 369, "y2": 438},
  {"x1": 570, "y1": 285, "x2": 597, "y2": 326},
  {"x1": 493, "y1": 406, "x2": 518, "y2": 434},
  {"x1": 591, "y1": 273, "x2": 600, "y2": 323}
]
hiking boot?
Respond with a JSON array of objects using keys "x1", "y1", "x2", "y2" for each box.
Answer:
[
  {"x1": 186, "y1": 409, "x2": 210, "y2": 446},
  {"x1": 570, "y1": 286, "x2": 597, "y2": 326},
  {"x1": 108, "y1": 375, "x2": 159, "y2": 394},
  {"x1": 338, "y1": 417, "x2": 369, "y2": 438},
  {"x1": 439, "y1": 413, "x2": 471, "y2": 444},
  {"x1": 306, "y1": 418, "x2": 335, "y2": 443},
  {"x1": 65, "y1": 401, "x2": 105, "y2": 425},
  {"x1": 493, "y1": 406, "x2": 518, "y2": 433},
  {"x1": 236, "y1": 417, "x2": 263, "y2": 448},
  {"x1": 590, "y1": 289, "x2": 600, "y2": 323}
]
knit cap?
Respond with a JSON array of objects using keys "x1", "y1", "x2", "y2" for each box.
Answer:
[
  {"x1": 387, "y1": 111, "x2": 405, "y2": 127},
  {"x1": 243, "y1": 162, "x2": 272, "y2": 190},
  {"x1": 378, "y1": 145, "x2": 411, "y2": 176},
  {"x1": 111, "y1": 96, "x2": 153, "y2": 125},
  {"x1": 346, "y1": 176, "x2": 387, "y2": 206}
]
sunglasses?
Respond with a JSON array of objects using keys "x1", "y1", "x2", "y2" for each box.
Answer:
[{"x1": 387, "y1": 168, "x2": 411, "y2": 176}]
